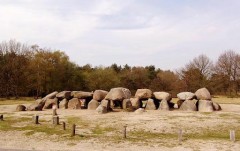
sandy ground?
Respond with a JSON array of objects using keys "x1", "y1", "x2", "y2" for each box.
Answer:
[{"x1": 0, "y1": 104, "x2": 240, "y2": 151}]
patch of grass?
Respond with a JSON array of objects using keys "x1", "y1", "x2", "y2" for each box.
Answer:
[
  {"x1": 0, "y1": 116, "x2": 71, "y2": 137},
  {"x1": 200, "y1": 112, "x2": 213, "y2": 115},
  {"x1": 128, "y1": 129, "x2": 176, "y2": 142},
  {"x1": 171, "y1": 98, "x2": 178, "y2": 104},
  {"x1": 185, "y1": 128, "x2": 240, "y2": 140},
  {"x1": 218, "y1": 113, "x2": 240, "y2": 121},
  {"x1": 0, "y1": 97, "x2": 35, "y2": 105},
  {"x1": 67, "y1": 116, "x2": 89, "y2": 127},
  {"x1": 67, "y1": 142, "x2": 77, "y2": 146},
  {"x1": 212, "y1": 96, "x2": 240, "y2": 104},
  {"x1": 92, "y1": 125, "x2": 116, "y2": 135}
]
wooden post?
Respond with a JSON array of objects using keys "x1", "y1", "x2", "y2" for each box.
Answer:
[
  {"x1": 53, "y1": 108, "x2": 57, "y2": 116},
  {"x1": 0, "y1": 115, "x2": 3, "y2": 121},
  {"x1": 230, "y1": 130, "x2": 235, "y2": 142},
  {"x1": 178, "y1": 129, "x2": 183, "y2": 144},
  {"x1": 123, "y1": 125, "x2": 127, "y2": 139},
  {"x1": 33, "y1": 115, "x2": 39, "y2": 124},
  {"x1": 52, "y1": 116, "x2": 59, "y2": 125},
  {"x1": 71, "y1": 124, "x2": 76, "y2": 137},
  {"x1": 63, "y1": 122, "x2": 66, "y2": 130}
]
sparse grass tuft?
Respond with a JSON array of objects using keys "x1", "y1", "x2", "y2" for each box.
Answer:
[
  {"x1": 67, "y1": 116, "x2": 89, "y2": 127},
  {"x1": 92, "y1": 125, "x2": 116, "y2": 135},
  {"x1": 0, "y1": 97, "x2": 35, "y2": 105}
]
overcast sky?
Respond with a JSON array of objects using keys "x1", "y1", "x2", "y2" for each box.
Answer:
[{"x1": 1, "y1": 0, "x2": 240, "y2": 70}]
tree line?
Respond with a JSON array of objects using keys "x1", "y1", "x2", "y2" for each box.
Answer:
[{"x1": 0, "y1": 40, "x2": 239, "y2": 98}]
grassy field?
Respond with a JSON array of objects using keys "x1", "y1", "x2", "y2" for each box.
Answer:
[
  {"x1": 0, "y1": 96, "x2": 240, "y2": 150},
  {"x1": 212, "y1": 95, "x2": 240, "y2": 104},
  {"x1": 0, "y1": 97, "x2": 35, "y2": 105}
]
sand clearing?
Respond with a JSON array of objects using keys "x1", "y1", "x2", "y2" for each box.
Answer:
[{"x1": 0, "y1": 104, "x2": 240, "y2": 151}]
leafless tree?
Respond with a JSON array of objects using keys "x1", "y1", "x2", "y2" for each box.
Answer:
[
  {"x1": 214, "y1": 50, "x2": 240, "y2": 95},
  {"x1": 186, "y1": 54, "x2": 213, "y2": 79}
]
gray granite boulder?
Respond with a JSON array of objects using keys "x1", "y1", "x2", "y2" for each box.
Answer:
[
  {"x1": 177, "y1": 92, "x2": 196, "y2": 100},
  {"x1": 198, "y1": 100, "x2": 214, "y2": 112},
  {"x1": 135, "y1": 89, "x2": 152, "y2": 99},
  {"x1": 195, "y1": 88, "x2": 211, "y2": 100},
  {"x1": 179, "y1": 100, "x2": 197, "y2": 111},
  {"x1": 153, "y1": 92, "x2": 171, "y2": 101},
  {"x1": 105, "y1": 87, "x2": 131, "y2": 101}
]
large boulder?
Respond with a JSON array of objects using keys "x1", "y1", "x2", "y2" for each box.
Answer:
[
  {"x1": 195, "y1": 88, "x2": 211, "y2": 100},
  {"x1": 27, "y1": 103, "x2": 42, "y2": 111},
  {"x1": 43, "y1": 98, "x2": 58, "y2": 109},
  {"x1": 105, "y1": 87, "x2": 131, "y2": 101},
  {"x1": 27, "y1": 99, "x2": 45, "y2": 111},
  {"x1": 59, "y1": 99, "x2": 68, "y2": 109},
  {"x1": 153, "y1": 92, "x2": 172, "y2": 101},
  {"x1": 135, "y1": 89, "x2": 152, "y2": 100},
  {"x1": 96, "y1": 105, "x2": 107, "y2": 114},
  {"x1": 101, "y1": 99, "x2": 111, "y2": 111},
  {"x1": 71, "y1": 91, "x2": 93, "y2": 99},
  {"x1": 153, "y1": 92, "x2": 171, "y2": 101},
  {"x1": 56, "y1": 91, "x2": 71, "y2": 100},
  {"x1": 68, "y1": 98, "x2": 81, "y2": 109},
  {"x1": 88, "y1": 99, "x2": 99, "y2": 110},
  {"x1": 177, "y1": 100, "x2": 184, "y2": 108},
  {"x1": 177, "y1": 92, "x2": 196, "y2": 100},
  {"x1": 16, "y1": 105, "x2": 26, "y2": 111},
  {"x1": 145, "y1": 99, "x2": 156, "y2": 110},
  {"x1": 42, "y1": 91, "x2": 58, "y2": 102},
  {"x1": 130, "y1": 97, "x2": 142, "y2": 110},
  {"x1": 122, "y1": 99, "x2": 133, "y2": 111},
  {"x1": 179, "y1": 100, "x2": 197, "y2": 111},
  {"x1": 213, "y1": 102, "x2": 221, "y2": 111},
  {"x1": 198, "y1": 100, "x2": 214, "y2": 112},
  {"x1": 158, "y1": 100, "x2": 170, "y2": 111},
  {"x1": 93, "y1": 90, "x2": 108, "y2": 101}
]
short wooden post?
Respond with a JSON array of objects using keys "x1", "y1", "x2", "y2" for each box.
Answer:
[
  {"x1": 52, "y1": 116, "x2": 59, "y2": 125},
  {"x1": 62, "y1": 122, "x2": 66, "y2": 130},
  {"x1": 71, "y1": 124, "x2": 76, "y2": 137},
  {"x1": 33, "y1": 115, "x2": 39, "y2": 124},
  {"x1": 178, "y1": 129, "x2": 183, "y2": 144},
  {"x1": 123, "y1": 125, "x2": 127, "y2": 139},
  {"x1": 53, "y1": 108, "x2": 57, "y2": 116},
  {"x1": 230, "y1": 130, "x2": 235, "y2": 142},
  {"x1": 0, "y1": 115, "x2": 3, "y2": 121}
]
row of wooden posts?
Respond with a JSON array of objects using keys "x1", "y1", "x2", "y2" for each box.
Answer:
[
  {"x1": 0, "y1": 113, "x2": 237, "y2": 142},
  {"x1": 32, "y1": 109, "x2": 76, "y2": 137}
]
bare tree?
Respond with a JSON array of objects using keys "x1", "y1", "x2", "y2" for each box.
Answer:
[
  {"x1": 186, "y1": 54, "x2": 213, "y2": 79},
  {"x1": 214, "y1": 50, "x2": 240, "y2": 95},
  {"x1": 176, "y1": 54, "x2": 213, "y2": 92}
]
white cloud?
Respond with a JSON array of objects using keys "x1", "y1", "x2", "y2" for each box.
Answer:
[{"x1": 0, "y1": 0, "x2": 240, "y2": 70}]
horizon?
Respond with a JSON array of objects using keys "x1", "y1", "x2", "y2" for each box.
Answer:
[{"x1": 1, "y1": 0, "x2": 240, "y2": 70}]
